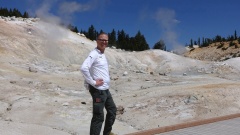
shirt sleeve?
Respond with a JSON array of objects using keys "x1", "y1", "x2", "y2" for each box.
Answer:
[{"x1": 80, "y1": 52, "x2": 97, "y2": 86}]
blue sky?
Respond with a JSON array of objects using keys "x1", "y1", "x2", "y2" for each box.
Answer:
[{"x1": 1, "y1": 0, "x2": 240, "y2": 50}]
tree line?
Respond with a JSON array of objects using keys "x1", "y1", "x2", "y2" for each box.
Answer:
[
  {"x1": 68, "y1": 23, "x2": 167, "y2": 51},
  {"x1": 188, "y1": 30, "x2": 240, "y2": 48},
  {"x1": 68, "y1": 24, "x2": 150, "y2": 51},
  {"x1": 0, "y1": 7, "x2": 29, "y2": 18}
]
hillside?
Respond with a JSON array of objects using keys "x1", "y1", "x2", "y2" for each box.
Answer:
[
  {"x1": 184, "y1": 41, "x2": 240, "y2": 61},
  {"x1": 1, "y1": 16, "x2": 240, "y2": 135}
]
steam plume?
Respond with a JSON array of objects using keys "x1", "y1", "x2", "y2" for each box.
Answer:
[{"x1": 154, "y1": 8, "x2": 185, "y2": 53}]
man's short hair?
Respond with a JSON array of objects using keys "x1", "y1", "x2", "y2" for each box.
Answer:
[{"x1": 97, "y1": 32, "x2": 108, "y2": 39}]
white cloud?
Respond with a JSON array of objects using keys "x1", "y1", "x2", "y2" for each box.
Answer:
[{"x1": 58, "y1": 1, "x2": 93, "y2": 14}]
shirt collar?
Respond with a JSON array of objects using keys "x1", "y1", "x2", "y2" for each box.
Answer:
[{"x1": 95, "y1": 48, "x2": 103, "y2": 54}]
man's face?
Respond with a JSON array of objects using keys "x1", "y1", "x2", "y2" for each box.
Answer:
[{"x1": 97, "y1": 34, "x2": 108, "y2": 53}]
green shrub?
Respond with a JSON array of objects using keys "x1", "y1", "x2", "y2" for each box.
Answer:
[
  {"x1": 229, "y1": 41, "x2": 236, "y2": 47},
  {"x1": 217, "y1": 42, "x2": 224, "y2": 49}
]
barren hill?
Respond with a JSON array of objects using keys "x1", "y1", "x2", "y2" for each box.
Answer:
[
  {"x1": 1, "y1": 16, "x2": 240, "y2": 135},
  {"x1": 184, "y1": 41, "x2": 240, "y2": 61}
]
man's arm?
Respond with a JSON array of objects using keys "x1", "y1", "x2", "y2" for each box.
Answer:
[{"x1": 80, "y1": 54, "x2": 96, "y2": 86}]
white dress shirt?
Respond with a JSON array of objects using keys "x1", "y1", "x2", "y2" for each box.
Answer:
[{"x1": 81, "y1": 48, "x2": 110, "y2": 90}]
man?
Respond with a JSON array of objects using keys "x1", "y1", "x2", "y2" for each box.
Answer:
[{"x1": 81, "y1": 32, "x2": 117, "y2": 135}]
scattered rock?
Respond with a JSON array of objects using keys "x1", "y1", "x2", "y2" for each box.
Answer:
[
  {"x1": 123, "y1": 71, "x2": 128, "y2": 76},
  {"x1": 29, "y1": 67, "x2": 37, "y2": 73},
  {"x1": 116, "y1": 105, "x2": 124, "y2": 115},
  {"x1": 62, "y1": 102, "x2": 69, "y2": 106},
  {"x1": 81, "y1": 102, "x2": 86, "y2": 105},
  {"x1": 10, "y1": 81, "x2": 16, "y2": 84},
  {"x1": 159, "y1": 73, "x2": 166, "y2": 76}
]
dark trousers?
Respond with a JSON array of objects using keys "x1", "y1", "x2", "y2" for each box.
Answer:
[{"x1": 89, "y1": 85, "x2": 117, "y2": 135}]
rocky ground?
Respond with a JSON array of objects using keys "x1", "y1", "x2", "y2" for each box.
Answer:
[
  {"x1": 184, "y1": 41, "x2": 240, "y2": 61},
  {"x1": 0, "y1": 16, "x2": 240, "y2": 135}
]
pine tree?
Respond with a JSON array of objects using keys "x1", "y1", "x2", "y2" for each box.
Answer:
[
  {"x1": 108, "y1": 29, "x2": 116, "y2": 47},
  {"x1": 67, "y1": 24, "x2": 74, "y2": 31},
  {"x1": 12, "y1": 8, "x2": 22, "y2": 17},
  {"x1": 190, "y1": 39, "x2": 193, "y2": 48},
  {"x1": 124, "y1": 34, "x2": 130, "y2": 51},
  {"x1": 215, "y1": 35, "x2": 222, "y2": 42},
  {"x1": 73, "y1": 26, "x2": 79, "y2": 33},
  {"x1": 9, "y1": 8, "x2": 13, "y2": 16},
  {"x1": 0, "y1": 8, "x2": 10, "y2": 17},
  {"x1": 117, "y1": 30, "x2": 126, "y2": 49},
  {"x1": 153, "y1": 39, "x2": 166, "y2": 50},
  {"x1": 134, "y1": 31, "x2": 149, "y2": 51},
  {"x1": 23, "y1": 11, "x2": 29, "y2": 18},
  {"x1": 88, "y1": 25, "x2": 97, "y2": 40},
  {"x1": 234, "y1": 30, "x2": 237, "y2": 40},
  {"x1": 129, "y1": 37, "x2": 135, "y2": 51},
  {"x1": 198, "y1": 38, "x2": 200, "y2": 46}
]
